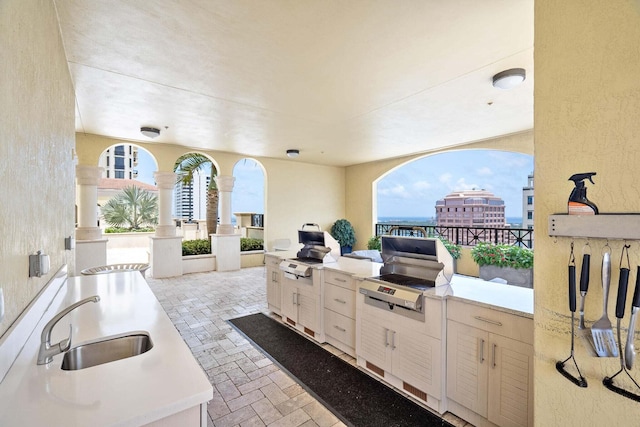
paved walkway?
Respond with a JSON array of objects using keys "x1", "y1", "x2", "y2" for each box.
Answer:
[{"x1": 146, "y1": 267, "x2": 469, "y2": 427}]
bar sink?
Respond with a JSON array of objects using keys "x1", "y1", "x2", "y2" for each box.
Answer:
[{"x1": 61, "y1": 332, "x2": 153, "y2": 371}]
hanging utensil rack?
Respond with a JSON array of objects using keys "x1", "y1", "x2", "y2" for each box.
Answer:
[{"x1": 549, "y1": 214, "x2": 640, "y2": 400}]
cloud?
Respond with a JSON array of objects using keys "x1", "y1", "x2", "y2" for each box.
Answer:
[
  {"x1": 412, "y1": 180, "x2": 432, "y2": 191},
  {"x1": 476, "y1": 167, "x2": 493, "y2": 176},
  {"x1": 379, "y1": 184, "x2": 411, "y2": 199},
  {"x1": 439, "y1": 173, "x2": 452, "y2": 184}
]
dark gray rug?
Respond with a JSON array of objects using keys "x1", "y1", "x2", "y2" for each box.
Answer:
[{"x1": 228, "y1": 312, "x2": 453, "y2": 427}]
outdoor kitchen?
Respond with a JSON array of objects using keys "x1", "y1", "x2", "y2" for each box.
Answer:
[{"x1": 265, "y1": 226, "x2": 534, "y2": 427}]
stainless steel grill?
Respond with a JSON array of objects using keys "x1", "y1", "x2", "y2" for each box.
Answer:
[
  {"x1": 359, "y1": 236, "x2": 453, "y2": 321},
  {"x1": 279, "y1": 223, "x2": 340, "y2": 279}
]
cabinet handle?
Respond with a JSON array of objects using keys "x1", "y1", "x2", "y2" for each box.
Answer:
[
  {"x1": 474, "y1": 316, "x2": 503, "y2": 326},
  {"x1": 492, "y1": 343, "x2": 497, "y2": 368},
  {"x1": 335, "y1": 277, "x2": 347, "y2": 282},
  {"x1": 334, "y1": 325, "x2": 346, "y2": 332},
  {"x1": 479, "y1": 338, "x2": 485, "y2": 363},
  {"x1": 384, "y1": 328, "x2": 390, "y2": 347},
  {"x1": 391, "y1": 330, "x2": 396, "y2": 350},
  {"x1": 334, "y1": 298, "x2": 347, "y2": 304}
]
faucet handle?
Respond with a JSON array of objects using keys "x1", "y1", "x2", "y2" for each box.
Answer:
[{"x1": 58, "y1": 324, "x2": 72, "y2": 353}]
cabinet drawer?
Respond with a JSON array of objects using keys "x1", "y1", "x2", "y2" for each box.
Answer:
[
  {"x1": 324, "y1": 308, "x2": 355, "y2": 348},
  {"x1": 324, "y1": 284, "x2": 355, "y2": 318},
  {"x1": 447, "y1": 299, "x2": 533, "y2": 344},
  {"x1": 324, "y1": 270, "x2": 354, "y2": 290},
  {"x1": 265, "y1": 255, "x2": 282, "y2": 268}
]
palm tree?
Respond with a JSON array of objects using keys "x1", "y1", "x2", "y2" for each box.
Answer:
[
  {"x1": 102, "y1": 186, "x2": 158, "y2": 230},
  {"x1": 173, "y1": 153, "x2": 218, "y2": 234}
]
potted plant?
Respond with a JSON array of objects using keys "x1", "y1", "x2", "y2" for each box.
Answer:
[
  {"x1": 439, "y1": 237, "x2": 461, "y2": 260},
  {"x1": 471, "y1": 243, "x2": 534, "y2": 288},
  {"x1": 330, "y1": 219, "x2": 356, "y2": 255},
  {"x1": 367, "y1": 235, "x2": 381, "y2": 251}
]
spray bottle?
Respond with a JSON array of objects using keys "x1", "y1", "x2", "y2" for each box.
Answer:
[{"x1": 568, "y1": 172, "x2": 599, "y2": 215}]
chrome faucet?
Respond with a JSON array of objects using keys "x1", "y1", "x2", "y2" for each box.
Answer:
[{"x1": 37, "y1": 295, "x2": 100, "y2": 365}]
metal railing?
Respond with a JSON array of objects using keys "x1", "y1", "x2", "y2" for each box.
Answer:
[{"x1": 375, "y1": 223, "x2": 534, "y2": 249}]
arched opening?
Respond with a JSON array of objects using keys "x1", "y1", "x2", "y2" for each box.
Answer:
[
  {"x1": 96, "y1": 143, "x2": 159, "y2": 264},
  {"x1": 232, "y1": 158, "x2": 266, "y2": 241},
  {"x1": 173, "y1": 152, "x2": 219, "y2": 240}
]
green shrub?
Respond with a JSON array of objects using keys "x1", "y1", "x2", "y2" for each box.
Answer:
[
  {"x1": 330, "y1": 219, "x2": 356, "y2": 247},
  {"x1": 439, "y1": 238, "x2": 461, "y2": 260},
  {"x1": 241, "y1": 238, "x2": 264, "y2": 251},
  {"x1": 471, "y1": 243, "x2": 533, "y2": 269},
  {"x1": 367, "y1": 235, "x2": 381, "y2": 251},
  {"x1": 105, "y1": 227, "x2": 155, "y2": 233},
  {"x1": 182, "y1": 239, "x2": 211, "y2": 256}
]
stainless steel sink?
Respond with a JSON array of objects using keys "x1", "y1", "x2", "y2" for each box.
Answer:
[{"x1": 61, "y1": 332, "x2": 153, "y2": 371}]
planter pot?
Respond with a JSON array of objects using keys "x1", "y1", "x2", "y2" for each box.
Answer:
[
  {"x1": 479, "y1": 265, "x2": 533, "y2": 288},
  {"x1": 340, "y1": 245, "x2": 353, "y2": 255}
]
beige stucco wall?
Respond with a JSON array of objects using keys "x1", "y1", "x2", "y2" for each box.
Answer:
[
  {"x1": 535, "y1": 1, "x2": 640, "y2": 425},
  {"x1": 76, "y1": 133, "x2": 345, "y2": 251},
  {"x1": 0, "y1": 0, "x2": 76, "y2": 336},
  {"x1": 345, "y1": 130, "x2": 534, "y2": 250}
]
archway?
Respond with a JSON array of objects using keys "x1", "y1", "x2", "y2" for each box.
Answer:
[
  {"x1": 232, "y1": 158, "x2": 266, "y2": 240},
  {"x1": 96, "y1": 143, "x2": 159, "y2": 264}
]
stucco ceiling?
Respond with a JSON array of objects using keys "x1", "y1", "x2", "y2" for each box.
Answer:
[{"x1": 54, "y1": 0, "x2": 533, "y2": 167}]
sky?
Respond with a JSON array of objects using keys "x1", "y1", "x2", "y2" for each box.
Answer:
[
  {"x1": 377, "y1": 150, "x2": 533, "y2": 219},
  {"x1": 135, "y1": 148, "x2": 533, "y2": 220}
]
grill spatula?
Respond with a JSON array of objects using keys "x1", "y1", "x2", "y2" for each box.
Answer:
[{"x1": 592, "y1": 251, "x2": 618, "y2": 357}]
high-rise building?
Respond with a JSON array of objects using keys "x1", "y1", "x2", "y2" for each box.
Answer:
[
  {"x1": 522, "y1": 173, "x2": 534, "y2": 230},
  {"x1": 173, "y1": 170, "x2": 210, "y2": 221},
  {"x1": 98, "y1": 144, "x2": 139, "y2": 179},
  {"x1": 435, "y1": 189, "x2": 505, "y2": 227}
]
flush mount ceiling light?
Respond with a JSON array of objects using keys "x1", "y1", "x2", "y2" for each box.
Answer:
[
  {"x1": 286, "y1": 149, "x2": 299, "y2": 158},
  {"x1": 140, "y1": 126, "x2": 161, "y2": 138},
  {"x1": 492, "y1": 68, "x2": 526, "y2": 90}
]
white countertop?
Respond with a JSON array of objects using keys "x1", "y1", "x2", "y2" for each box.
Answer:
[
  {"x1": 426, "y1": 274, "x2": 534, "y2": 318},
  {"x1": 266, "y1": 251, "x2": 533, "y2": 317},
  {"x1": 0, "y1": 272, "x2": 213, "y2": 427}
]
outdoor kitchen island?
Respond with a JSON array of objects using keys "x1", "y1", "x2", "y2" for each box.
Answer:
[{"x1": 265, "y1": 244, "x2": 534, "y2": 427}]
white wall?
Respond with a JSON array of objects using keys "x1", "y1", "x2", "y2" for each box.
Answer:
[{"x1": 0, "y1": 0, "x2": 76, "y2": 336}]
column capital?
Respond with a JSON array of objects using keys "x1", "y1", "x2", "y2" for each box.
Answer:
[
  {"x1": 215, "y1": 175, "x2": 235, "y2": 192},
  {"x1": 154, "y1": 171, "x2": 177, "y2": 189},
  {"x1": 76, "y1": 165, "x2": 103, "y2": 185}
]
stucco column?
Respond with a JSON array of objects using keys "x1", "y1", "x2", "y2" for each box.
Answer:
[
  {"x1": 75, "y1": 165, "x2": 103, "y2": 241},
  {"x1": 215, "y1": 175, "x2": 236, "y2": 235},
  {"x1": 154, "y1": 171, "x2": 177, "y2": 237}
]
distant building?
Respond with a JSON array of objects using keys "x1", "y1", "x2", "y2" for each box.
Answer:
[
  {"x1": 173, "y1": 170, "x2": 210, "y2": 222},
  {"x1": 98, "y1": 144, "x2": 139, "y2": 180},
  {"x1": 435, "y1": 189, "x2": 505, "y2": 228},
  {"x1": 522, "y1": 173, "x2": 534, "y2": 230}
]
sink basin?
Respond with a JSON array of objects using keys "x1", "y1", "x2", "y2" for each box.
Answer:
[{"x1": 61, "y1": 332, "x2": 153, "y2": 371}]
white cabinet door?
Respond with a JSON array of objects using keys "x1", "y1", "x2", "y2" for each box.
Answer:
[
  {"x1": 281, "y1": 280, "x2": 298, "y2": 324},
  {"x1": 393, "y1": 329, "x2": 442, "y2": 399},
  {"x1": 358, "y1": 305, "x2": 392, "y2": 371},
  {"x1": 487, "y1": 333, "x2": 533, "y2": 427},
  {"x1": 446, "y1": 320, "x2": 489, "y2": 418},
  {"x1": 266, "y1": 266, "x2": 281, "y2": 313},
  {"x1": 297, "y1": 284, "x2": 318, "y2": 334}
]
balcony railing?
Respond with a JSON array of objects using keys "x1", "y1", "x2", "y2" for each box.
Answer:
[{"x1": 375, "y1": 223, "x2": 534, "y2": 249}]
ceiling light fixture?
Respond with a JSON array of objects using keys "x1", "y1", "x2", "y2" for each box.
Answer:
[
  {"x1": 140, "y1": 126, "x2": 161, "y2": 138},
  {"x1": 492, "y1": 68, "x2": 526, "y2": 90},
  {"x1": 286, "y1": 149, "x2": 299, "y2": 158}
]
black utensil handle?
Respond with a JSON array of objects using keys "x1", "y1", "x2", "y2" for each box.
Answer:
[
  {"x1": 569, "y1": 265, "x2": 576, "y2": 312},
  {"x1": 580, "y1": 254, "x2": 591, "y2": 293},
  {"x1": 633, "y1": 266, "x2": 640, "y2": 308},
  {"x1": 616, "y1": 267, "x2": 630, "y2": 319}
]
